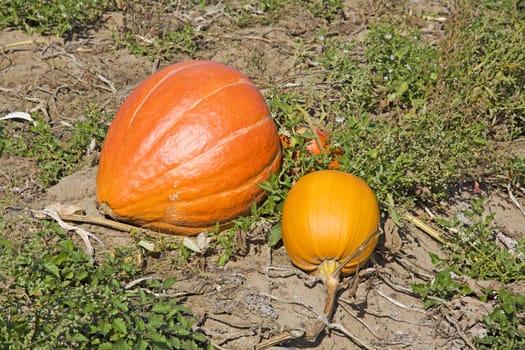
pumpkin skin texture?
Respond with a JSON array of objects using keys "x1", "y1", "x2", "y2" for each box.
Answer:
[
  {"x1": 96, "y1": 60, "x2": 281, "y2": 235},
  {"x1": 281, "y1": 170, "x2": 379, "y2": 275}
]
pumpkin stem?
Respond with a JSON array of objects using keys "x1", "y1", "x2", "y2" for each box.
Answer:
[
  {"x1": 322, "y1": 270, "x2": 341, "y2": 319},
  {"x1": 255, "y1": 229, "x2": 382, "y2": 349},
  {"x1": 320, "y1": 229, "x2": 382, "y2": 332},
  {"x1": 316, "y1": 260, "x2": 341, "y2": 319},
  {"x1": 317, "y1": 260, "x2": 338, "y2": 282}
]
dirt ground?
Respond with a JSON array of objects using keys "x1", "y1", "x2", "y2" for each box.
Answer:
[{"x1": 1, "y1": 1, "x2": 524, "y2": 349}]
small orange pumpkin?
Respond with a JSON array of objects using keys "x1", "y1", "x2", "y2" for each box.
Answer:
[
  {"x1": 96, "y1": 60, "x2": 281, "y2": 235},
  {"x1": 259, "y1": 170, "x2": 379, "y2": 347},
  {"x1": 281, "y1": 170, "x2": 379, "y2": 277}
]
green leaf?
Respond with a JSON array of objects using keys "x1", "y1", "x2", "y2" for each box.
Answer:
[
  {"x1": 366, "y1": 148, "x2": 379, "y2": 159},
  {"x1": 434, "y1": 217, "x2": 452, "y2": 228},
  {"x1": 429, "y1": 252, "x2": 441, "y2": 265},
  {"x1": 43, "y1": 262, "x2": 60, "y2": 279},
  {"x1": 411, "y1": 283, "x2": 428, "y2": 297},
  {"x1": 162, "y1": 277, "x2": 177, "y2": 289},
  {"x1": 112, "y1": 317, "x2": 128, "y2": 335},
  {"x1": 257, "y1": 181, "x2": 274, "y2": 192},
  {"x1": 70, "y1": 333, "x2": 89, "y2": 343},
  {"x1": 147, "y1": 313, "x2": 165, "y2": 329},
  {"x1": 217, "y1": 252, "x2": 230, "y2": 266},
  {"x1": 175, "y1": 325, "x2": 191, "y2": 336},
  {"x1": 58, "y1": 239, "x2": 75, "y2": 253},
  {"x1": 169, "y1": 337, "x2": 181, "y2": 348},
  {"x1": 77, "y1": 269, "x2": 89, "y2": 281},
  {"x1": 152, "y1": 301, "x2": 173, "y2": 314},
  {"x1": 135, "y1": 339, "x2": 148, "y2": 350},
  {"x1": 112, "y1": 339, "x2": 131, "y2": 350},
  {"x1": 473, "y1": 136, "x2": 487, "y2": 145},
  {"x1": 173, "y1": 304, "x2": 193, "y2": 315},
  {"x1": 148, "y1": 330, "x2": 168, "y2": 345},
  {"x1": 0, "y1": 239, "x2": 13, "y2": 249},
  {"x1": 268, "y1": 224, "x2": 282, "y2": 247},
  {"x1": 394, "y1": 80, "x2": 409, "y2": 97},
  {"x1": 192, "y1": 332, "x2": 208, "y2": 343}
]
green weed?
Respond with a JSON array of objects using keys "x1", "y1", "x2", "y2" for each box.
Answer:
[
  {"x1": 302, "y1": 0, "x2": 344, "y2": 22},
  {"x1": 412, "y1": 198, "x2": 525, "y2": 348},
  {"x1": 114, "y1": 1, "x2": 203, "y2": 60},
  {"x1": 224, "y1": 0, "x2": 287, "y2": 27},
  {"x1": 412, "y1": 267, "x2": 472, "y2": 308},
  {"x1": 364, "y1": 23, "x2": 439, "y2": 111},
  {"x1": 435, "y1": 197, "x2": 525, "y2": 283},
  {"x1": 413, "y1": 198, "x2": 524, "y2": 301},
  {"x1": 116, "y1": 22, "x2": 200, "y2": 59},
  {"x1": 0, "y1": 0, "x2": 116, "y2": 37},
  {"x1": 214, "y1": 229, "x2": 236, "y2": 266},
  {"x1": 443, "y1": 0, "x2": 525, "y2": 140},
  {"x1": 0, "y1": 106, "x2": 111, "y2": 187},
  {"x1": 297, "y1": 7, "x2": 505, "y2": 204},
  {"x1": 0, "y1": 220, "x2": 211, "y2": 349},
  {"x1": 510, "y1": 157, "x2": 525, "y2": 188},
  {"x1": 475, "y1": 288, "x2": 525, "y2": 349}
]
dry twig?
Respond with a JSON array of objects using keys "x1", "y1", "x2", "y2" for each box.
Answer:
[
  {"x1": 338, "y1": 301, "x2": 380, "y2": 339},
  {"x1": 376, "y1": 288, "x2": 427, "y2": 314},
  {"x1": 328, "y1": 322, "x2": 376, "y2": 350},
  {"x1": 404, "y1": 212, "x2": 447, "y2": 245},
  {"x1": 444, "y1": 313, "x2": 477, "y2": 350},
  {"x1": 508, "y1": 183, "x2": 525, "y2": 217}
]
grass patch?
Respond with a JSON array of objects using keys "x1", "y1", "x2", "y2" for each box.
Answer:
[
  {"x1": 266, "y1": 16, "x2": 499, "y2": 207},
  {"x1": 436, "y1": 197, "x2": 525, "y2": 283},
  {"x1": 443, "y1": 0, "x2": 525, "y2": 140},
  {"x1": 0, "y1": 218, "x2": 211, "y2": 349},
  {"x1": 0, "y1": 106, "x2": 111, "y2": 187},
  {"x1": 224, "y1": 0, "x2": 287, "y2": 27},
  {"x1": 411, "y1": 197, "x2": 525, "y2": 348},
  {"x1": 113, "y1": 1, "x2": 204, "y2": 60},
  {"x1": 0, "y1": 0, "x2": 116, "y2": 37},
  {"x1": 476, "y1": 288, "x2": 525, "y2": 349}
]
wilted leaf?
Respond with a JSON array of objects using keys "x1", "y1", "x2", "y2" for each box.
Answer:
[
  {"x1": 182, "y1": 237, "x2": 201, "y2": 253},
  {"x1": 0, "y1": 111, "x2": 36, "y2": 125},
  {"x1": 137, "y1": 240, "x2": 155, "y2": 252},
  {"x1": 195, "y1": 232, "x2": 210, "y2": 251}
]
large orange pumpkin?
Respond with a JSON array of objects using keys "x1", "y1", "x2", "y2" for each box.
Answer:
[
  {"x1": 281, "y1": 170, "x2": 379, "y2": 276},
  {"x1": 96, "y1": 60, "x2": 281, "y2": 235}
]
